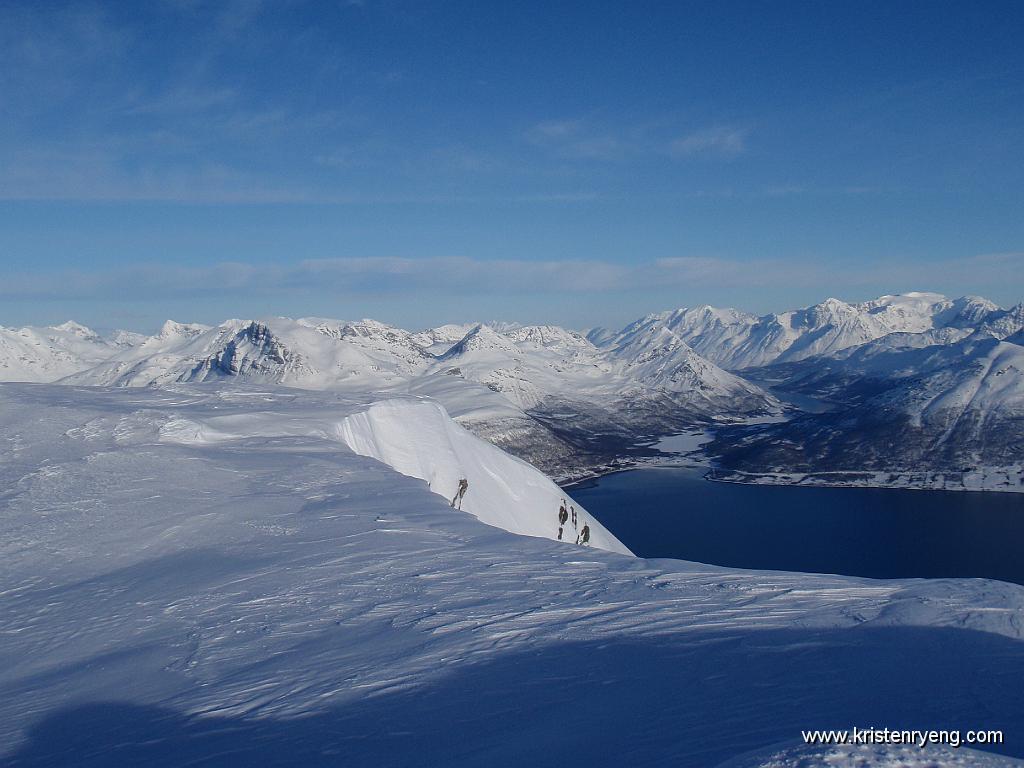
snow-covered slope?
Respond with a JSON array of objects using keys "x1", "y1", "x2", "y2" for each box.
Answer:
[
  {"x1": 609, "y1": 322, "x2": 775, "y2": 412},
  {"x1": 977, "y1": 302, "x2": 1024, "y2": 339},
  {"x1": 339, "y1": 399, "x2": 628, "y2": 552},
  {"x1": 712, "y1": 334, "x2": 1024, "y2": 491},
  {"x1": 151, "y1": 390, "x2": 626, "y2": 554},
  {"x1": 610, "y1": 293, "x2": 1007, "y2": 371},
  {"x1": 3, "y1": 382, "x2": 1024, "y2": 767},
  {"x1": 0, "y1": 321, "x2": 119, "y2": 382},
  {"x1": 64, "y1": 317, "x2": 431, "y2": 390},
  {"x1": 412, "y1": 322, "x2": 494, "y2": 354},
  {"x1": 434, "y1": 323, "x2": 613, "y2": 410},
  {"x1": 434, "y1": 321, "x2": 777, "y2": 420},
  {"x1": 301, "y1": 317, "x2": 435, "y2": 375}
]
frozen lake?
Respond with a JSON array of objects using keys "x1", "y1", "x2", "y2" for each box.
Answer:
[{"x1": 572, "y1": 467, "x2": 1024, "y2": 585}]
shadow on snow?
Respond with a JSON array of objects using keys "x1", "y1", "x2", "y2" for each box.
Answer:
[{"x1": 5, "y1": 625, "x2": 1024, "y2": 767}]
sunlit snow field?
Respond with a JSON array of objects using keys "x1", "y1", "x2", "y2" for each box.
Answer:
[{"x1": 2, "y1": 383, "x2": 1023, "y2": 767}]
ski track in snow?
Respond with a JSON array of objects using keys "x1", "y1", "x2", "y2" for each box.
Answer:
[{"x1": 2, "y1": 383, "x2": 1024, "y2": 767}]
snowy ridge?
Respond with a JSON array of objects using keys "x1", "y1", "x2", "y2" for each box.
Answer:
[
  {"x1": 151, "y1": 392, "x2": 626, "y2": 553},
  {"x1": 339, "y1": 399, "x2": 629, "y2": 553}
]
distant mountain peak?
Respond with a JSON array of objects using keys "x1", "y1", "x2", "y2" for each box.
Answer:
[
  {"x1": 157, "y1": 320, "x2": 209, "y2": 340},
  {"x1": 52, "y1": 321, "x2": 100, "y2": 339},
  {"x1": 441, "y1": 324, "x2": 521, "y2": 360}
]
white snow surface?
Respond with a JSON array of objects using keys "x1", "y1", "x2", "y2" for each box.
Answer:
[
  {"x1": 2, "y1": 382, "x2": 1024, "y2": 767},
  {"x1": 0, "y1": 322, "x2": 116, "y2": 382},
  {"x1": 338, "y1": 399, "x2": 628, "y2": 553}
]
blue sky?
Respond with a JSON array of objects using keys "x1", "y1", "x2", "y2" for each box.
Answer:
[{"x1": 1, "y1": 0, "x2": 1022, "y2": 332}]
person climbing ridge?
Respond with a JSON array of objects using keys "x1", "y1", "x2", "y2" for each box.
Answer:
[
  {"x1": 451, "y1": 478, "x2": 469, "y2": 509},
  {"x1": 570, "y1": 505, "x2": 577, "y2": 529},
  {"x1": 577, "y1": 522, "x2": 590, "y2": 546},
  {"x1": 558, "y1": 502, "x2": 569, "y2": 540}
]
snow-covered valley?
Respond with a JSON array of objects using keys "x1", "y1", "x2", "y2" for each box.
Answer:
[{"x1": 3, "y1": 383, "x2": 1024, "y2": 767}]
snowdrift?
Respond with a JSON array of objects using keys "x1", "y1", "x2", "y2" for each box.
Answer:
[{"x1": 339, "y1": 398, "x2": 631, "y2": 555}]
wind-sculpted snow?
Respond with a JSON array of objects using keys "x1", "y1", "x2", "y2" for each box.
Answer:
[
  {"x1": 150, "y1": 390, "x2": 627, "y2": 553},
  {"x1": 338, "y1": 399, "x2": 629, "y2": 553},
  {"x1": 2, "y1": 383, "x2": 1024, "y2": 767}
]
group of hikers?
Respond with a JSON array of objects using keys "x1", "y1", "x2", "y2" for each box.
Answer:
[
  {"x1": 451, "y1": 479, "x2": 590, "y2": 546},
  {"x1": 558, "y1": 499, "x2": 590, "y2": 546}
]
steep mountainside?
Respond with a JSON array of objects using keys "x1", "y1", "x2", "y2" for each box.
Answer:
[{"x1": 711, "y1": 334, "x2": 1024, "y2": 491}]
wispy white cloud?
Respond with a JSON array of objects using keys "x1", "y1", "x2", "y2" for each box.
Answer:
[
  {"x1": 526, "y1": 118, "x2": 750, "y2": 163},
  {"x1": 529, "y1": 120, "x2": 583, "y2": 140},
  {"x1": 4, "y1": 253, "x2": 1021, "y2": 304},
  {"x1": 525, "y1": 119, "x2": 625, "y2": 160},
  {"x1": 669, "y1": 126, "x2": 747, "y2": 159},
  {"x1": 0, "y1": 148, "x2": 316, "y2": 204}
]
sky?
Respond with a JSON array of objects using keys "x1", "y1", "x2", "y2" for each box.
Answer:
[{"x1": 1, "y1": 0, "x2": 1023, "y2": 333}]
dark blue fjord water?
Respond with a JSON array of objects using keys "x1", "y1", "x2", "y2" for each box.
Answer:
[{"x1": 571, "y1": 467, "x2": 1024, "y2": 585}]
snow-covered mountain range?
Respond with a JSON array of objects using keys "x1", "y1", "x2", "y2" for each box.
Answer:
[
  {"x1": 710, "y1": 328, "x2": 1024, "y2": 490},
  {"x1": 0, "y1": 313, "x2": 779, "y2": 480},
  {"x1": 2, "y1": 289, "x2": 1022, "y2": 490},
  {"x1": 0, "y1": 321, "x2": 135, "y2": 382},
  {"x1": 596, "y1": 292, "x2": 1018, "y2": 370}
]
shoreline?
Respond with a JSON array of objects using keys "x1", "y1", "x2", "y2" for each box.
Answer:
[
  {"x1": 556, "y1": 435, "x2": 1024, "y2": 496},
  {"x1": 705, "y1": 469, "x2": 1024, "y2": 495}
]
